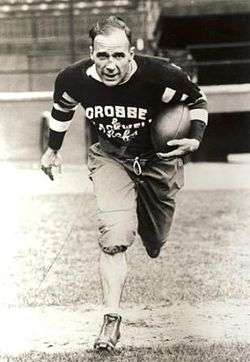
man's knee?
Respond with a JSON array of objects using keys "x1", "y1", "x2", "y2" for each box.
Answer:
[{"x1": 99, "y1": 222, "x2": 137, "y2": 255}]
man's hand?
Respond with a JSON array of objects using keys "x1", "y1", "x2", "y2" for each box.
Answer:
[
  {"x1": 158, "y1": 138, "x2": 200, "y2": 158},
  {"x1": 41, "y1": 147, "x2": 63, "y2": 181}
]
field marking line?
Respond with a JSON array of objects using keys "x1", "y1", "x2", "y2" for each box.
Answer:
[{"x1": 34, "y1": 196, "x2": 86, "y2": 297}]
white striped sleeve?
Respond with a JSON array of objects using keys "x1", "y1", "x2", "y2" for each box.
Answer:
[
  {"x1": 53, "y1": 102, "x2": 78, "y2": 113},
  {"x1": 161, "y1": 87, "x2": 176, "y2": 103},
  {"x1": 190, "y1": 109, "x2": 208, "y2": 125},
  {"x1": 49, "y1": 116, "x2": 72, "y2": 132},
  {"x1": 62, "y1": 91, "x2": 78, "y2": 104},
  {"x1": 52, "y1": 91, "x2": 79, "y2": 125}
]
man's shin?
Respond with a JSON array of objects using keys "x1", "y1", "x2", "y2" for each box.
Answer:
[{"x1": 99, "y1": 248, "x2": 128, "y2": 314}]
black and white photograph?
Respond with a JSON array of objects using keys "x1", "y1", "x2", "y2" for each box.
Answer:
[{"x1": 0, "y1": 0, "x2": 250, "y2": 361}]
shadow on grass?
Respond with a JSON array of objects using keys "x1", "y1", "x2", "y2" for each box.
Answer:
[{"x1": 3, "y1": 342, "x2": 250, "y2": 362}]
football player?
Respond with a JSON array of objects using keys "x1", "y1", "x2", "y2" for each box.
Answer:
[{"x1": 41, "y1": 16, "x2": 208, "y2": 351}]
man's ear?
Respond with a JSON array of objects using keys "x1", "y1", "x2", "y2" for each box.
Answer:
[
  {"x1": 89, "y1": 45, "x2": 94, "y2": 60},
  {"x1": 130, "y1": 46, "x2": 135, "y2": 59}
]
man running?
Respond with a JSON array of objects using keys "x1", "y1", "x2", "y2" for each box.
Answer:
[{"x1": 41, "y1": 16, "x2": 208, "y2": 351}]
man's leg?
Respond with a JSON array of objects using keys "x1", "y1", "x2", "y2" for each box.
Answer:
[
  {"x1": 99, "y1": 251, "x2": 127, "y2": 313},
  {"x1": 137, "y1": 156, "x2": 184, "y2": 258},
  {"x1": 92, "y1": 250, "x2": 127, "y2": 351},
  {"x1": 88, "y1": 145, "x2": 137, "y2": 350},
  {"x1": 98, "y1": 219, "x2": 136, "y2": 315}
]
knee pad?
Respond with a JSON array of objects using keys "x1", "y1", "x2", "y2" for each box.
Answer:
[{"x1": 99, "y1": 222, "x2": 137, "y2": 254}]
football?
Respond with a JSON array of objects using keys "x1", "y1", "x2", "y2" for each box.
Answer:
[{"x1": 151, "y1": 104, "x2": 191, "y2": 152}]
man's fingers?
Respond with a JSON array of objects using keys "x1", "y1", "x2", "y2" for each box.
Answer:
[
  {"x1": 162, "y1": 150, "x2": 184, "y2": 157},
  {"x1": 167, "y1": 139, "x2": 185, "y2": 146},
  {"x1": 45, "y1": 167, "x2": 54, "y2": 181},
  {"x1": 160, "y1": 147, "x2": 185, "y2": 158},
  {"x1": 41, "y1": 165, "x2": 54, "y2": 181},
  {"x1": 57, "y1": 164, "x2": 62, "y2": 174},
  {"x1": 41, "y1": 149, "x2": 63, "y2": 181},
  {"x1": 46, "y1": 168, "x2": 54, "y2": 181}
]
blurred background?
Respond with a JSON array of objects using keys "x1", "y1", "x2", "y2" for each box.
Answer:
[{"x1": 0, "y1": 0, "x2": 250, "y2": 163}]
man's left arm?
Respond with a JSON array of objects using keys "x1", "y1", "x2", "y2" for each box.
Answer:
[{"x1": 163, "y1": 68, "x2": 208, "y2": 157}]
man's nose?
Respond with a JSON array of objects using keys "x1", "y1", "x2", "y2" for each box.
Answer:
[{"x1": 106, "y1": 59, "x2": 116, "y2": 72}]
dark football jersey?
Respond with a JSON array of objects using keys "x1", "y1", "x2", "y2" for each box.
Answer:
[{"x1": 49, "y1": 54, "x2": 208, "y2": 155}]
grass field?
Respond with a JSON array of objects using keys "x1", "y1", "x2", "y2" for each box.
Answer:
[
  {"x1": 1, "y1": 179, "x2": 250, "y2": 361},
  {"x1": 3, "y1": 343, "x2": 250, "y2": 362}
]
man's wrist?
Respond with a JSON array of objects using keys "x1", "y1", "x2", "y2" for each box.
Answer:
[
  {"x1": 48, "y1": 129, "x2": 66, "y2": 150},
  {"x1": 189, "y1": 119, "x2": 207, "y2": 142},
  {"x1": 47, "y1": 146, "x2": 58, "y2": 153}
]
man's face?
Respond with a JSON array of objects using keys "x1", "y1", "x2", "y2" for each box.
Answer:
[{"x1": 90, "y1": 30, "x2": 134, "y2": 87}]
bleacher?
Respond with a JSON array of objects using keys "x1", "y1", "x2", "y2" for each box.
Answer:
[
  {"x1": 154, "y1": 0, "x2": 250, "y2": 161},
  {"x1": 0, "y1": 0, "x2": 151, "y2": 91},
  {"x1": 154, "y1": 0, "x2": 250, "y2": 85},
  {"x1": 1, "y1": 0, "x2": 250, "y2": 161},
  {"x1": 0, "y1": 0, "x2": 143, "y2": 52}
]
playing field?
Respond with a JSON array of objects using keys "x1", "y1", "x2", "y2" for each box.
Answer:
[{"x1": 0, "y1": 163, "x2": 250, "y2": 361}]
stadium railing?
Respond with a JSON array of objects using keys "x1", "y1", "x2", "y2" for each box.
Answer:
[{"x1": 1, "y1": 84, "x2": 250, "y2": 163}]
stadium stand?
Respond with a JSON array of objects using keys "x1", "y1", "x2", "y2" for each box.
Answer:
[
  {"x1": 153, "y1": 0, "x2": 250, "y2": 161},
  {"x1": 0, "y1": 0, "x2": 152, "y2": 91},
  {"x1": 0, "y1": 0, "x2": 250, "y2": 162},
  {"x1": 154, "y1": 1, "x2": 250, "y2": 85}
]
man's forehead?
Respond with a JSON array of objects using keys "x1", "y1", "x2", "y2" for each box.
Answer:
[{"x1": 93, "y1": 32, "x2": 130, "y2": 52}]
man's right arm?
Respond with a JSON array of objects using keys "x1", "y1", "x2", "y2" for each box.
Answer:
[{"x1": 41, "y1": 71, "x2": 79, "y2": 180}]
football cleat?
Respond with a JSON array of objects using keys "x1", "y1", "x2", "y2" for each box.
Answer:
[{"x1": 94, "y1": 313, "x2": 122, "y2": 352}]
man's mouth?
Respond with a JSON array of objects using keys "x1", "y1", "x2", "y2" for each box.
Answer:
[{"x1": 103, "y1": 73, "x2": 119, "y2": 79}]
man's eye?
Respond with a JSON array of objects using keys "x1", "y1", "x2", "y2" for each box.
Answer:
[
  {"x1": 97, "y1": 54, "x2": 108, "y2": 60},
  {"x1": 115, "y1": 54, "x2": 125, "y2": 59}
]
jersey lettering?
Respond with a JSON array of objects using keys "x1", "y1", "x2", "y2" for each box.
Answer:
[
  {"x1": 85, "y1": 107, "x2": 94, "y2": 119},
  {"x1": 95, "y1": 106, "x2": 104, "y2": 118},
  {"x1": 85, "y1": 105, "x2": 148, "y2": 120},
  {"x1": 115, "y1": 106, "x2": 126, "y2": 118},
  {"x1": 98, "y1": 120, "x2": 142, "y2": 142},
  {"x1": 127, "y1": 107, "x2": 137, "y2": 119},
  {"x1": 104, "y1": 106, "x2": 114, "y2": 117}
]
